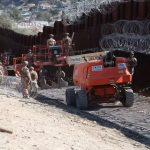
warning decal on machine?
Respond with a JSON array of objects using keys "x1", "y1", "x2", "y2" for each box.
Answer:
[
  {"x1": 118, "y1": 63, "x2": 126, "y2": 69},
  {"x1": 92, "y1": 65, "x2": 103, "y2": 72}
]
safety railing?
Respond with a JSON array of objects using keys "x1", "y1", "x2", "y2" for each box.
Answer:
[{"x1": 33, "y1": 54, "x2": 51, "y2": 63}]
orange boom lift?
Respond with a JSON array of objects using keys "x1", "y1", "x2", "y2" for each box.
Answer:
[{"x1": 65, "y1": 53, "x2": 134, "y2": 110}]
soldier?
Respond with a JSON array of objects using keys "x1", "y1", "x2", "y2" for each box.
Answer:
[
  {"x1": 20, "y1": 61, "x2": 31, "y2": 99},
  {"x1": 1, "y1": 53, "x2": 8, "y2": 65},
  {"x1": 30, "y1": 66, "x2": 38, "y2": 95},
  {"x1": 103, "y1": 51, "x2": 116, "y2": 67},
  {"x1": 30, "y1": 67, "x2": 38, "y2": 83},
  {"x1": 62, "y1": 33, "x2": 72, "y2": 55},
  {"x1": 127, "y1": 51, "x2": 137, "y2": 75},
  {"x1": 47, "y1": 34, "x2": 56, "y2": 47},
  {"x1": 0, "y1": 62, "x2": 4, "y2": 74},
  {"x1": 47, "y1": 34, "x2": 58, "y2": 63},
  {"x1": 15, "y1": 70, "x2": 21, "y2": 77},
  {"x1": 56, "y1": 67, "x2": 66, "y2": 88},
  {"x1": 39, "y1": 67, "x2": 47, "y2": 89},
  {"x1": 27, "y1": 49, "x2": 33, "y2": 67},
  {"x1": 0, "y1": 62, "x2": 4, "y2": 84}
]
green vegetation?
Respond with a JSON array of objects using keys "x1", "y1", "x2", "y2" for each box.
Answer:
[
  {"x1": 0, "y1": 13, "x2": 12, "y2": 29},
  {"x1": 36, "y1": 12, "x2": 52, "y2": 22},
  {"x1": 8, "y1": 7, "x2": 22, "y2": 21},
  {"x1": 49, "y1": 9, "x2": 59, "y2": 16},
  {"x1": 0, "y1": 0, "x2": 72, "y2": 34}
]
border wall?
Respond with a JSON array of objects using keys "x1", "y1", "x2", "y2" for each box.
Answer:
[{"x1": 0, "y1": 0, "x2": 150, "y2": 89}]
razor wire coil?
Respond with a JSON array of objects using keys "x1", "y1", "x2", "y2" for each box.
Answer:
[
  {"x1": 100, "y1": 34, "x2": 150, "y2": 53},
  {"x1": 101, "y1": 20, "x2": 150, "y2": 36},
  {"x1": 123, "y1": 21, "x2": 144, "y2": 35},
  {"x1": 100, "y1": 20, "x2": 150, "y2": 53}
]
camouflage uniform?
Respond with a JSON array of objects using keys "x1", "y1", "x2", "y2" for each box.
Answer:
[
  {"x1": 56, "y1": 68, "x2": 65, "y2": 88},
  {"x1": 15, "y1": 71, "x2": 20, "y2": 77},
  {"x1": 39, "y1": 68, "x2": 47, "y2": 89},
  {"x1": 104, "y1": 51, "x2": 116, "y2": 67},
  {"x1": 30, "y1": 67, "x2": 38, "y2": 80},
  {"x1": 47, "y1": 34, "x2": 56, "y2": 47},
  {"x1": 0, "y1": 62, "x2": 4, "y2": 84},
  {"x1": 27, "y1": 49, "x2": 33, "y2": 67},
  {"x1": 30, "y1": 67, "x2": 38, "y2": 86},
  {"x1": 127, "y1": 52, "x2": 137, "y2": 75},
  {"x1": 1, "y1": 54, "x2": 8, "y2": 65},
  {"x1": 30, "y1": 67, "x2": 38, "y2": 96},
  {"x1": 20, "y1": 61, "x2": 31, "y2": 98},
  {"x1": 62, "y1": 33, "x2": 72, "y2": 55}
]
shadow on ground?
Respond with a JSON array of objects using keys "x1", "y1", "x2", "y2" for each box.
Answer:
[{"x1": 35, "y1": 94, "x2": 150, "y2": 147}]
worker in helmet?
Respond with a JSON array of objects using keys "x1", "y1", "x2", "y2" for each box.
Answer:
[
  {"x1": 127, "y1": 51, "x2": 137, "y2": 75},
  {"x1": 20, "y1": 61, "x2": 31, "y2": 99},
  {"x1": 27, "y1": 49, "x2": 33, "y2": 67},
  {"x1": 39, "y1": 67, "x2": 47, "y2": 89},
  {"x1": 62, "y1": 32, "x2": 72, "y2": 55},
  {"x1": 27, "y1": 49, "x2": 32, "y2": 56},
  {"x1": 47, "y1": 34, "x2": 56, "y2": 47},
  {"x1": 30, "y1": 66, "x2": 38, "y2": 96},
  {"x1": 0, "y1": 62, "x2": 4, "y2": 73},
  {"x1": 1, "y1": 53, "x2": 8, "y2": 65},
  {"x1": 47, "y1": 34, "x2": 57, "y2": 63},
  {"x1": 0, "y1": 62, "x2": 4, "y2": 84},
  {"x1": 56, "y1": 67, "x2": 66, "y2": 88},
  {"x1": 104, "y1": 51, "x2": 116, "y2": 67},
  {"x1": 30, "y1": 66, "x2": 38, "y2": 83},
  {"x1": 15, "y1": 70, "x2": 21, "y2": 77}
]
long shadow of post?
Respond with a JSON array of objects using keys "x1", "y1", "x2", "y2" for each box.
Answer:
[{"x1": 35, "y1": 94, "x2": 150, "y2": 147}]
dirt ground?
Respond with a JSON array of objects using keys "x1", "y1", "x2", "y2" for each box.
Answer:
[
  {"x1": 0, "y1": 94, "x2": 149, "y2": 150},
  {"x1": 39, "y1": 88, "x2": 150, "y2": 140}
]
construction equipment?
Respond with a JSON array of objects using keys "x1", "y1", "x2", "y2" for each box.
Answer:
[
  {"x1": 4, "y1": 46, "x2": 67, "y2": 74},
  {"x1": 13, "y1": 45, "x2": 67, "y2": 70},
  {"x1": 65, "y1": 52, "x2": 134, "y2": 110},
  {"x1": 12, "y1": 44, "x2": 72, "y2": 86},
  {"x1": 12, "y1": 43, "x2": 104, "y2": 86}
]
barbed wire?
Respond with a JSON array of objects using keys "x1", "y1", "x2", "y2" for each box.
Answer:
[
  {"x1": 113, "y1": 20, "x2": 127, "y2": 34},
  {"x1": 101, "y1": 20, "x2": 150, "y2": 36},
  {"x1": 123, "y1": 21, "x2": 144, "y2": 35},
  {"x1": 100, "y1": 20, "x2": 150, "y2": 53},
  {"x1": 100, "y1": 34, "x2": 150, "y2": 53}
]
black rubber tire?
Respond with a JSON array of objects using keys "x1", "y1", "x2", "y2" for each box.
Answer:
[
  {"x1": 76, "y1": 90, "x2": 88, "y2": 110},
  {"x1": 121, "y1": 88, "x2": 134, "y2": 107},
  {"x1": 66, "y1": 88, "x2": 76, "y2": 106}
]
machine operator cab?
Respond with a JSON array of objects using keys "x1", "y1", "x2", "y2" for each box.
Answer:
[
  {"x1": 49, "y1": 46, "x2": 62, "y2": 56},
  {"x1": 49, "y1": 45, "x2": 64, "y2": 64},
  {"x1": 103, "y1": 51, "x2": 116, "y2": 67}
]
